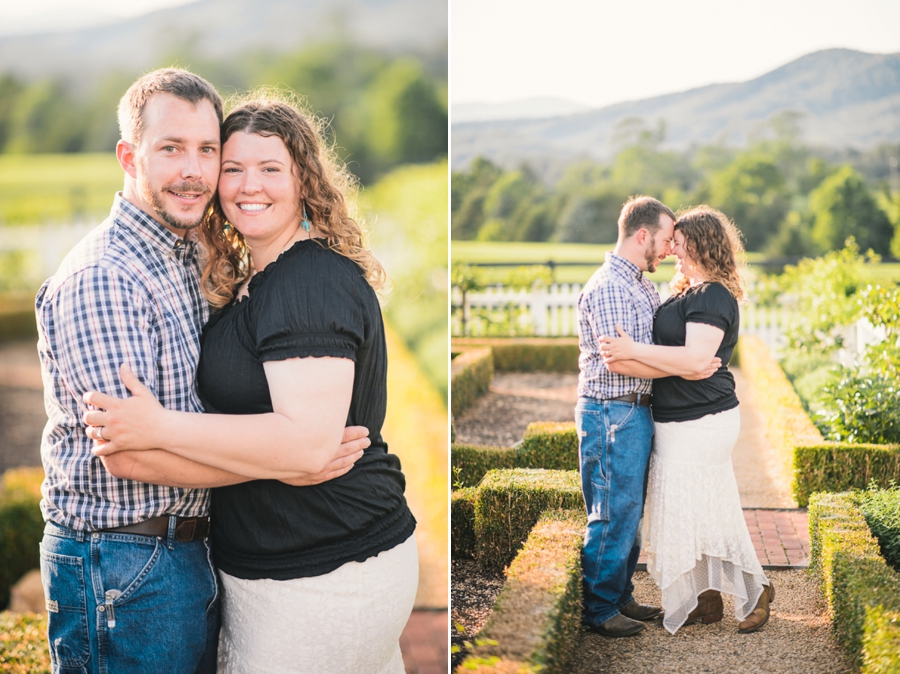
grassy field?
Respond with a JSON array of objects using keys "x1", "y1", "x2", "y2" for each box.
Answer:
[
  {"x1": 452, "y1": 241, "x2": 900, "y2": 286},
  {"x1": 0, "y1": 153, "x2": 122, "y2": 225}
]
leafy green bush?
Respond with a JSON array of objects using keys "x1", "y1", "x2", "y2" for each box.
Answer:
[
  {"x1": 808, "y1": 492, "x2": 900, "y2": 669},
  {"x1": 856, "y1": 486, "x2": 900, "y2": 572},
  {"x1": 451, "y1": 347, "x2": 494, "y2": 418},
  {"x1": 0, "y1": 467, "x2": 44, "y2": 609},
  {"x1": 820, "y1": 367, "x2": 900, "y2": 444},
  {"x1": 459, "y1": 509, "x2": 584, "y2": 674},
  {"x1": 475, "y1": 469, "x2": 582, "y2": 572},
  {"x1": 0, "y1": 611, "x2": 50, "y2": 673}
]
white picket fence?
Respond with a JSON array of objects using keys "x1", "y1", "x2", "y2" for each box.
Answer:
[
  {"x1": 452, "y1": 282, "x2": 817, "y2": 354},
  {"x1": 0, "y1": 222, "x2": 97, "y2": 283}
]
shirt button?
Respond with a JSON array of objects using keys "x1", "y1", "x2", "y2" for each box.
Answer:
[{"x1": 174, "y1": 240, "x2": 183, "y2": 248}]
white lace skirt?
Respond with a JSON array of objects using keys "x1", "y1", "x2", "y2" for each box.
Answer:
[
  {"x1": 217, "y1": 534, "x2": 418, "y2": 673},
  {"x1": 643, "y1": 407, "x2": 769, "y2": 634}
]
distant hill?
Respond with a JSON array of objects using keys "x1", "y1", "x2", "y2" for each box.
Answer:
[
  {"x1": 0, "y1": 0, "x2": 447, "y2": 89},
  {"x1": 453, "y1": 98, "x2": 590, "y2": 124},
  {"x1": 452, "y1": 49, "x2": 900, "y2": 170}
]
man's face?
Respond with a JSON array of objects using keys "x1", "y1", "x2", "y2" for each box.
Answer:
[
  {"x1": 643, "y1": 213, "x2": 675, "y2": 273},
  {"x1": 131, "y1": 93, "x2": 220, "y2": 233}
]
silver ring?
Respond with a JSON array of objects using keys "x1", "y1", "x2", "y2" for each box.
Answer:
[{"x1": 98, "y1": 427, "x2": 106, "y2": 442}]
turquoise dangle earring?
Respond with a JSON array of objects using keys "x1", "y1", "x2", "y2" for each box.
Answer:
[
  {"x1": 223, "y1": 220, "x2": 234, "y2": 233},
  {"x1": 301, "y1": 204, "x2": 311, "y2": 233}
]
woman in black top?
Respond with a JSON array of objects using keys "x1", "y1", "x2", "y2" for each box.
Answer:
[
  {"x1": 84, "y1": 94, "x2": 417, "y2": 672},
  {"x1": 600, "y1": 206, "x2": 772, "y2": 635}
]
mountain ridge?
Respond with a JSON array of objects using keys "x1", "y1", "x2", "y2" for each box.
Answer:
[{"x1": 451, "y1": 48, "x2": 900, "y2": 169}]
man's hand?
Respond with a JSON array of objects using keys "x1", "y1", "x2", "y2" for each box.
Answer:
[
  {"x1": 279, "y1": 425, "x2": 370, "y2": 486},
  {"x1": 681, "y1": 357, "x2": 722, "y2": 380}
]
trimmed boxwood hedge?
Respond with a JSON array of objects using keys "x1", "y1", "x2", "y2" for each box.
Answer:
[
  {"x1": 475, "y1": 469, "x2": 583, "y2": 572},
  {"x1": 737, "y1": 335, "x2": 824, "y2": 498},
  {"x1": 452, "y1": 487, "x2": 478, "y2": 559},
  {"x1": 452, "y1": 422, "x2": 578, "y2": 489},
  {"x1": 457, "y1": 509, "x2": 584, "y2": 674},
  {"x1": 740, "y1": 335, "x2": 900, "y2": 507},
  {"x1": 0, "y1": 611, "x2": 50, "y2": 673},
  {"x1": 451, "y1": 338, "x2": 579, "y2": 373},
  {"x1": 794, "y1": 444, "x2": 900, "y2": 509},
  {"x1": 808, "y1": 492, "x2": 900, "y2": 669},
  {"x1": 451, "y1": 347, "x2": 494, "y2": 418},
  {"x1": 0, "y1": 467, "x2": 44, "y2": 610}
]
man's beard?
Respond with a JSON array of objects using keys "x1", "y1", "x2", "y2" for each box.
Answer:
[
  {"x1": 139, "y1": 174, "x2": 212, "y2": 231},
  {"x1": 644, "y1": 239, "x2": 660, "y2": 272}
]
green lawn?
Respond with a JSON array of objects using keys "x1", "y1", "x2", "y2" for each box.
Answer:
[
  {"x1": 451, "y1": 240, "x2": 676, "y2": 283},
  {"x1": 0, "y1": 153, "x2": 122, "y2": 225},
  {"x1": 451, "y1": 241, "x2": 900, "y2": 286}
]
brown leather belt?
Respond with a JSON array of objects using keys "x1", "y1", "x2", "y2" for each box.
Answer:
[
  {"x1": 99, "y1": 516, "x2": 210, "y2": 542},
  {"x1": 608, "y1": 393, "x2": 651, "y2": 407}
]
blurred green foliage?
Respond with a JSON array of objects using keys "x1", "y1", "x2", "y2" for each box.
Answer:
[
  {"x1": 453, "y1": 115, "x2": 900, "y2": 256},
  {"x1": 363, "y1": 161, "x2": 447, "y2": 402},
  {"x1": 772, "y1": 243, "x2": 900, "y2": 444},
  {"x1": 0, "y1": 40, "x2": 446, "y2": 186}
]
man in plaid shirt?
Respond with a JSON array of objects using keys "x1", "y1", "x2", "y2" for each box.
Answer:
[
  {"x1": 575, "y1": 196, "x2": 676, "y2": 638},
  {"x1": 35, "y1": 69, "x2": 366, "y2": 674}
]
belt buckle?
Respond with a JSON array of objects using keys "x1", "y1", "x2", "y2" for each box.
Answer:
[{"x1": 174, "y1": 518, "x2": 196, "y2": 542}]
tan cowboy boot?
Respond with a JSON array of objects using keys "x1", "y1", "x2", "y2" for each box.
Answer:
[
  {"x1": 738, "y1": 583, "x2": 773, "y2": 634},
  {"x1": 684, "y1": 589, "x2": 724, "y2": 625}
]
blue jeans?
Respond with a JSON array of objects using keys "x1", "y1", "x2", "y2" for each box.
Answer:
[
  {"x1": 575, "y1": 397, "x2": 654, "y2": 625},
  {"x1": 40, "y1": 519, "x2": 219, "y2": 674}
]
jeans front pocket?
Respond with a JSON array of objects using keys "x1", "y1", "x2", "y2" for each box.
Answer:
[
  {"x1": 40, "y1": 544, "x2": 90, "y2": 670},
  {"x1": 576, "y1": 406, "x2": 610, "y2": 522}
]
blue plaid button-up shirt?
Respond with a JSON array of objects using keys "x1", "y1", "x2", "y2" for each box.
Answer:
[
  {"x1": 36, "y1": 194, "x2": 210, "y2": 530},
  {"x1": 577, "y1": 253, "x2": 660, "y2": 400}
]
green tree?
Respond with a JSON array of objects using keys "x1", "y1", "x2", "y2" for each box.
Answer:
[
  {"x1": 810, "y1": 166, "x2": 894, "y2": 254},
  {"x1": 556, "y1": 186, "x2": 630, "y2": 244},
  {"x1": 5, "y1": 80, "x2": 85, "y2": 153},
  {"x1": 364, "y1": 58, "x2": 447, "y2": 168},
  {"x1": 451, "y1": 158, "x2": 502, "y2": 240},
  {"x1": 706, "y1": 152, "x2": 790, "y2": 251}
]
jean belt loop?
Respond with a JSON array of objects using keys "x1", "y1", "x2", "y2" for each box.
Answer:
[
  {"x1": 75, "y1": 528, "x2": 86, "y2": 543},
  {"x1": 166, "y1": 515, "x2": 177, "y2": 550}
]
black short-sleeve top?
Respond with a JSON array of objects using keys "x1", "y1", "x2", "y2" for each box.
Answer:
[
  {"x1": 650, "y1": 281, "x2": 740, "y2": 423},
  {"x1": 197, "y1": 239, "x2": 415, "y2": 580}
]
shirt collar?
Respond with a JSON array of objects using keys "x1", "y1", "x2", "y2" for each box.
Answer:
[
  {"x1": 112, "y1": 193, "x2": 198, "y2": 263},
  {"x1": 606, "y1": 252, "x2": 645, "y2": 283}
]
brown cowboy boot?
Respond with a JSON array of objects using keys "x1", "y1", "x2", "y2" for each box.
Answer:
[
  {"x1": 684, "y1": 589, "x2": 724, "y2": 625},
  {"x1": 738, "y1": 583, "x2": 773, "y2": 634}
]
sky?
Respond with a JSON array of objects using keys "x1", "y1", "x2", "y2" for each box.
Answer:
[
  {"x1": 0, "y1": 0, "x2": 194, "y2": 35},
  {"x1": 451, "y1": 0, "x2": 900, "y2": 109}
]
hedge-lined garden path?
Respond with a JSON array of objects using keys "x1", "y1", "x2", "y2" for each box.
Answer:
[
  {"x1": 0, "y1": 337, "x2": 448, "y2": 674},
  {"x1": 453, "y1": 368, "x2": 851, "y2": 673}
]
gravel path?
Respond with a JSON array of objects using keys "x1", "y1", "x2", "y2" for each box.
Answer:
[{"x1": 451, "y1": 369, "x2": 850, "y2": 673}]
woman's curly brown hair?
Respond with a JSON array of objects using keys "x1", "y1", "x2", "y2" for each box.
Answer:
[
  {"x1": 198, "y1": 89, "x2": 386, "y2": 309},
  {"x1": 670, "y1": 205, "x2": 746, "y2": 301}
]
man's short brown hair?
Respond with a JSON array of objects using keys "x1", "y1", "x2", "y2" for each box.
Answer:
[
  {"x1": 618, "y1": 196, "x2": 676, "y2": 238},
  {"x1": 117, "y1": 68, "x2": 224, "y2": 145}
]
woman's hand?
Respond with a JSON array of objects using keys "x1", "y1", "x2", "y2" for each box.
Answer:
[
  {"x1": 83, "y1": 364, "x2": 165, "y2": 456},
  {"x1": 599, "y1": 325, "x2": 637, "y2": 363}
]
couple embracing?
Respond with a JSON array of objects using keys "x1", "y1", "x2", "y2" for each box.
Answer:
[
  {"x1": 576, "y1": 196, "x2": 773, "y2": 638},
  {"x1": 36, "y1": 68, "x2": 416, "y2": 673}
]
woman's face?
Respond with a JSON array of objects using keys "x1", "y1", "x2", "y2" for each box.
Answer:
[
  {"x1": 672, "y1": 230, "x2": 699, "y2": 278},
  {"x1": 218, "y1": 131, "x2": 303, "y2": 243}
]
